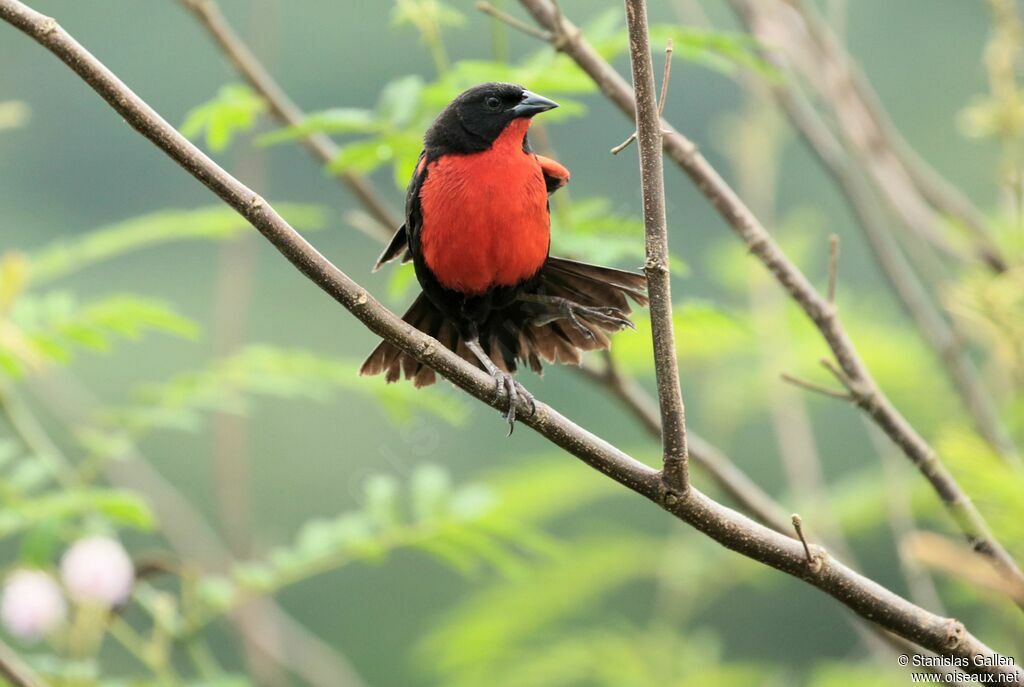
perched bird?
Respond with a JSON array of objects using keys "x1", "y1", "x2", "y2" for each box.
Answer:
[{"x1": 361, "y1": 82, "x2": 648, "y2": 431}]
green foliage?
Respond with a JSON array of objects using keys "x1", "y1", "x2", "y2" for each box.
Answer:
[
  {"x1": 27, "y1": 204, "x2": 326, "y2": 285},
  {"x1": 648, "y1": 25, "x2": 779, "y2": 80},
  {"x1": 181, "y1": 84, "x2": 266, "y2": 152},
  {"x1": 0, "y1": 488, "x2": 154, "y2": 539},
  {"x1": 103, "y1": 345, "x2": 468, "y2": 438},
  {"x1": 391, "y1": 0, "x2": 466, "y2": 31},
  {"x1": 551, "y1": 197, "x2": 688, "y2": 271},
  {"x1": 1, "y1": 293, "x2": 197, "y2": 377},
  {"x1": 419, "y1": 536, "x2": 662, "y2": 680},
  {"x1": 191, "y1": 464, "x2": 529, "y2": 626},
  {"x1": 939, "y1": 427, "x2": 1024, "y2": 557}
]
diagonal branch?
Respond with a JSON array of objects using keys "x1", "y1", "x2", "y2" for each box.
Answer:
[
  {"x1": 178, "y1": 0, "x2": 399, "y2": 241},
  {"x1": 623, "y1": 0, "x2": 689, "y2": 495},
  {"x1": 0, "y1": 639, "x2": 46, "y2": 687},
  {"x1": 725, "y1": 0, "x2": 1021, "y2": 467},
  {"x1": 513, "y1": 0, "x2": 1024, "y2": 608},
  {"x1": 739, "y1": 0, "x2": 1007, "y2": 273},
  {"x1": 1, "y1": 1, "x2": 1021, "y2": 679}
]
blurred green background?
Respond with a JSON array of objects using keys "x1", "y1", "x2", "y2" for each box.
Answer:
[{"x1": 1, "y1": 1, "x2": 1021, "y2": 686}]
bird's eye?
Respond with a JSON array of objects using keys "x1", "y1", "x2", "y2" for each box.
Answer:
[{"x1": 485, "y1": 96, "x2": 501, "y2": 110}]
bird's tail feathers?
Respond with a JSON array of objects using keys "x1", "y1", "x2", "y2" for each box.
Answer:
[{"x1": 359, "y1": 258, "x2": 648, "y2": 386}]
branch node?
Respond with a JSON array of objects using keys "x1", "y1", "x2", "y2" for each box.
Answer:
[
  {"x1": 248, "y1": 194, "x2": 265, "y2": 212},
  {"x1": 354, "y1": 291, "x2": 368, "y2": 307},
  {"x1": 819, "y1": 358, "x2": 853, "y2": 389},
  {"x1": 38, "y1": 16, "x2": 57, "y2": 35},
  {"x1": 661, "y1": 457, "x2": 688, "y2": 500},
  {"x1": 642, "y1": 256, "x2": 668, "y2": 274},
  {"x1": 945, "y1": 619, "x2": 965, "y2": 650}
]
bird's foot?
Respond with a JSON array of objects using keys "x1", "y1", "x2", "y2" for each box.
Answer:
[
  {"x1": 530, "y1": 296, "x2": 635, "y2": 340},
  {"x1": 463, "y1": 335, "x2": 536, "y2": 435},
  {"x1": 490, "y1": 371, "x2": 536, "y2": 435}
]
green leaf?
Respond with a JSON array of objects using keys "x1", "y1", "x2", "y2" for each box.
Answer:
[
  {"x1": 364, "y1": 474, "x2": 401, "y2": 528},
  {"x1": 181, "y1": 84, "x2": 266, "y2": 152},
  {"x1": 649, "y1": 26, "x2": 779, "y2": 80},
  {"x1": 378, "y1": 75, "x2": 425, "y2": 129},
  {"x1": 0, "y1": 488, "x2": 155, "y2": 538},
  {"x1": 257, "y1": 108, "x2": 380, "y2": 146},
  {"x1": 328, "y1": 138, "x2": 396, "y2": 175},
  {"x1": 106, "y1": 345, "x2": 469, "y2": 437},
  {"x1": 4, "y1": 294, "x2": 198, "y2": 377},
  {"x1": 28, "y1": 204, "x2": 327, "y2": 285}
]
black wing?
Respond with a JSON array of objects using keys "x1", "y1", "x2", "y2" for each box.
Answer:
[{"x1": 372, "y1": 152, "x2": 429, "y2": 271}]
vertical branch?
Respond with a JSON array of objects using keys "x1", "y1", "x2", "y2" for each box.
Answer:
[{"x1": 623, "y1": 0, "x2": 689, "y2": 494}]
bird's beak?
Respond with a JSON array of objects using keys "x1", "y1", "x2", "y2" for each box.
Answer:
[{"x1": 512, "y1": 90, "x2": 559, "y2": 117}]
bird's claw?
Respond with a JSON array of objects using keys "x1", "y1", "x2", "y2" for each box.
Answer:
[
  {"x1": 561, "y1": 302, "x2": 634, "y2": 339},
  {"x1": 491, "y1": 371, "x2": 536, "y2": 435}
]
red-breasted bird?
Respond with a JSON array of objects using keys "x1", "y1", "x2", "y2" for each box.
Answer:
[{"x1": 361, "y1": 83, "x2": 648, "y2": 431}]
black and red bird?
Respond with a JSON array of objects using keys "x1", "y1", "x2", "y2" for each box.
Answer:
[{"x1": 361, "y1": 83, "x2": 648, "y2": 430}]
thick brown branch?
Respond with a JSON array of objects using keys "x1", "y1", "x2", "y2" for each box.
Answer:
[
  {"x1": 623, "y1": 0, "x2": 689, "y2": 494},
  {"x1": 2, "y1": 1, "x2": 1021, "y2": 678},
  {"x1": 515, "y1": 0, "x2": 1024, "y2": 607},
  {"x1": 179, "y1": 0, "x2": 399, "y2": 241}
]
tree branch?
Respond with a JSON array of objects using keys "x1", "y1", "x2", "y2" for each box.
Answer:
[
  {"x1": 623, "y1": 0, "x2": 689, "y2": 495},
  {"x1": 514, "y1": 0, "x2": 1024, "y2": 607},
  {"x1": 742, "y1": 0, "x2": 1008, "y2": 273},
  {"x1": 578, "y1": 357, "x2": 791, "y2": 534},
  {"x1": 2, "y1": 1, "x2": 1021, "y2": 679},
  {"x1": 178, "y1": 0, "x2": 399, "y2": 241}
]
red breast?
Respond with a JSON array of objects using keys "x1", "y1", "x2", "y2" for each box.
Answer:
[{"x1": 418, "y1": 118, "x2": 551, "y2": 295}]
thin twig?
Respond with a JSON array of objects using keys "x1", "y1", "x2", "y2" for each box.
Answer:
[
  {"x1": 827, "y1": 233, "x2": 839, "y2": 304},
  {"x1": 791, "y1": 513, "x2": 813, "y2": 565},
  {"x1": 780, "y1": 373, "x2": 853, "y2": 401},
  {"x1": 475, "y1": 1, "x2": 552, "y2": 41},
  {"x1": 514, "y1": 0, "x2": 1024, "y2": 609},
  {"x1": 178, "y1": 0, "x2": 398, "y2": 240},
  {"x1": 612, "y1": 38, "x2": 672, "y2": 155},
  {"x1": 624, "y1": 0, "x2": 689, "y2": 495},
  {"x1": 3, "y1": 2, "x2": 1022, "y2": 678}
]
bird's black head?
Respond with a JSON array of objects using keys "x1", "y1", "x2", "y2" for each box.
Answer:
[{"x1": 424, "y1": 82, "x2": 559, "y2": 155}]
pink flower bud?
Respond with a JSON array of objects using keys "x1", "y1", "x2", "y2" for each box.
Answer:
[
  {"x1": 60, "y1": 536, "x2": 135, "y2": 607},
  {"x1": 1, "y1": 570, "x2": 67, "y2": 640}
]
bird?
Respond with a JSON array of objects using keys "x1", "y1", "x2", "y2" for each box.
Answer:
[{"x1": 360, "y1": 82, "x2": 648, "y2": 432}]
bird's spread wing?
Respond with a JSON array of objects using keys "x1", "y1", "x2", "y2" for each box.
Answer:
[{"x1": 537, "y1": 154, "x2": 570, "y2": 195}]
